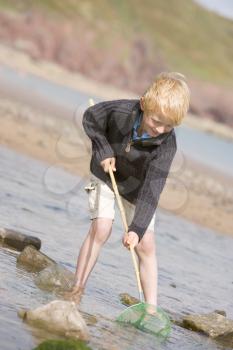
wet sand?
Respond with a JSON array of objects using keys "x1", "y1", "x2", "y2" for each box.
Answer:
[{"x1": 0, "y1": 96, "x2": 232, "y2": 237}]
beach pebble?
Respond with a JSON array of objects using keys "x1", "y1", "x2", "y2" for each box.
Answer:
[
  {"x1": 182, "y1": 311, "x2": 233, "y2": 347},
  {"x1": 17, "y1": 245, "x2": 55, "y2": 272},
  {"x1": 0, "y1": 227, "x2": 41, "y2": 251},
  {"x1": 18, "y1": 300, "x2": 89, "y2": 341},
  {"x1": 34, "y1": 263, "x2": 75, "y2": 292}
]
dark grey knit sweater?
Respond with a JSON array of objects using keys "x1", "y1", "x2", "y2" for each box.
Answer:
[{"x1": 82, "y1": 99, "x2": 177, "y2": 241}]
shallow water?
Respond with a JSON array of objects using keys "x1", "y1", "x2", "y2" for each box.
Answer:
[
  {"x1": 176, "y1": 125, "x2": 233, "y2": 176},
  {"x1": 0, "y1": 144, "x2": 233, "y2": 350}
]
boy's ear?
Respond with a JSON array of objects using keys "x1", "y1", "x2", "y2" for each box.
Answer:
[{"x1": 140, "y1": 97, "x2": 144, "y2": 111}]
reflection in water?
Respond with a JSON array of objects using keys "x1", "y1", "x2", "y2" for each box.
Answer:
[{"x1": 0, "y1": 145, "x2": 232, "y2": 350}]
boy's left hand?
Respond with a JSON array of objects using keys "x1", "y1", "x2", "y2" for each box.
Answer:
[{"x1": 122, "y1": 231, "x2": 139, "y2": 249}]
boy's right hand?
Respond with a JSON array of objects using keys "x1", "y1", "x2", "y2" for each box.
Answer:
[{"x1": 100, "y1": 157, "x2": 116, "y2": 173}]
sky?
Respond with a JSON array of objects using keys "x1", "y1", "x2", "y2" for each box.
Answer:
[{"x1": 195, "y1": 0, "x2": 233, "y2": 20}]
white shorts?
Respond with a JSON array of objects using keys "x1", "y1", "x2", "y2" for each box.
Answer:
[{"x1": 84, "y1": 172, "x2": 155, "y2": 232}]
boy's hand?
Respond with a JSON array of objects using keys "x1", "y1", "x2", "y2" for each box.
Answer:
[
  {"x1": 122, "y1": 231, "x2": 139, "y2": 249},
  {"x1": 100, "y1": 157, "x2": 116, "y2": 173}
]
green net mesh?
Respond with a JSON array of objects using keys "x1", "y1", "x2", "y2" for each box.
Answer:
[{"x1": 116, "y1": 303, "x2": 171, "y2": 338}]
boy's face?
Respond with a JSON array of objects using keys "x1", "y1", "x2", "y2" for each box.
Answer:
[
  {"x1": 140, "y1": 98, "x2": 173, "y2": 137},
  {"x1": 142, "y1": 113, "x2": 173, "y2": 137}
]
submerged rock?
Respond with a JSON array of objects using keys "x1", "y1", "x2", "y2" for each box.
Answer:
[
  {"x1": 33, "y1": 339, "x2": 92, "y2": 350},
  {"x1": 82, "y1": 313, "x2": 98, "y2": 326},
  {"x1": 18, "y1": 300, "x2": 89, "y2": 341},
  {"x1": 119, "y1": 293, "x2": 140, "y2": 306},
  {"x1": 214, "y1": 310, "x2": 227, "y2": 317},
  {"x1": 17, "y1": 245, "x2": 56, "y2": 272},
  {"x1": 0, "y1": 227, "x2": 41, "y2": 251},
  {"x1": 34, "y1": 263, "x2": 75, "y2": 292},
  {"x1": 182, "y1": 312, "x2": 233, "y2": 347}
]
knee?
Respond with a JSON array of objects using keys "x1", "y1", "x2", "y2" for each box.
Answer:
[
  {"x1": 136, "y1": 230, "x2": 156, "y2": 256},
  {"x1": 91, "y1": 218, "x2": 113, "y2": 245}
]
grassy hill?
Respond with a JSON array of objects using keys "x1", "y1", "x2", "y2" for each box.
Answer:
[{"x1": 0, "y1": 0, "x2": 233, "y2": 86}]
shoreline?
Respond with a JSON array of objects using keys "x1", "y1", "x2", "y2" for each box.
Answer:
[
  {"x1": 0, "y1": 43, "x2": 233, "y2": 142},
  {"x1": 0, "y1": 96, "x2": 232, "y2": 237}
]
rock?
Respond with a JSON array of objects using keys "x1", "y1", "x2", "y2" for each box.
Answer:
[
  {"x1": 33, "y1": 339, "x2": 92, "y2": 350},
  {"x1": 34, "y1": 263, "x2": 75, "y2": 292},
  {"x1": 170, "y1": 283, "x2": 177, "y2": 288},
  {"x1": 182, "y1": 312, "x2": 233, "y2": 347},
  {"x1": 81, "y1": 312, "x2": 98, "y2": 326},
  {"x1": 0, "y1": 227, "x2": 41, "y2": 251},
  {"x1": 18, "y1": 300, "x2": 89, "y2": 341},
  {"x1": 119, "y1": 293, "x2": 140, "y2": 306},
  {"x1": 17, "y1": 245, "x2": 56, "y2": 272}
]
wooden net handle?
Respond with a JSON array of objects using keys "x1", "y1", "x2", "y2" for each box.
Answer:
[{"x1": 108, "y1": 165, "x2": 143, "y2": 301}]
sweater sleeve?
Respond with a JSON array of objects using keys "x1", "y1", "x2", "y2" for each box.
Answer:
[
  {"x1": 127, "y1": 132, "x2": 177, "y2": 241},
  {"x1": 82, "y1": 101, "x2": 115, "y2": 162}
]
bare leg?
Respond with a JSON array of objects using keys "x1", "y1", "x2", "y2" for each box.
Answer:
[
  {"x1": 64, "y1": 217, "x2": 113, "y2": 302},
  {"x1": 135, "y1": 230, "x2": 158, "y2": 307},
  {"x1": 74, "y1": 217, "x2": 113, "y2": 288}
]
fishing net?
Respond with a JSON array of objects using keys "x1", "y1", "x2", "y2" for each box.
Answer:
[{"x1": 116, "y1": 302, "x2": 171, "y2": 337}]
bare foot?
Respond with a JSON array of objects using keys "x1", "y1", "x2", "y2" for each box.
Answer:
[
  {"x1": 146, "y1": 303, "x2": 157, "y2": 315},
  {"x1": 63, "y1": 285, "x2": 85, "y2": 304},
  {"x1": 138, "y1": 304, "x2": 158, "y2": 328}
]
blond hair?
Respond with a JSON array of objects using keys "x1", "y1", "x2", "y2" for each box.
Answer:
[{"x1": 142, "y1": 72, "x2": 190, "y2": 126}]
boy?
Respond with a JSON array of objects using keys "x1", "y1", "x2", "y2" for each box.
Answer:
[{"x1": 65, "y1": 72, "x2": 190, "y2": 307}]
